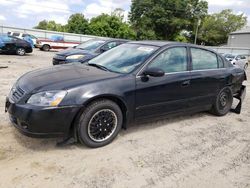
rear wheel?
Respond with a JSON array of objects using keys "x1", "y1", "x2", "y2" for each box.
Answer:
[
  {"x1": 16, "y1": 47, "x2": 26, "y2": 56},
  {"x1": 211, "y1": 87, "x2": 233, "y2": 116},
  {"x1": 42, "y1": 44, "x2": 50, "y2": 51},
  {"x1": 77, "y1": 99, "x2": 123, "y2": 148}
]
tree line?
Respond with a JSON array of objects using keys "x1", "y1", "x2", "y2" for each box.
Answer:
[{"x1": 34, "y1": 0, "x2": 247, "y2": 46}]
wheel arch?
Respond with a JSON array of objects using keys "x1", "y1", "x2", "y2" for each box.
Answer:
[
  {"x1": 69, "y1": 94, "x2": 128, "y2": 137},
  {"x1": 83, "y1": 94, "x2": 128, "y2": 129}
]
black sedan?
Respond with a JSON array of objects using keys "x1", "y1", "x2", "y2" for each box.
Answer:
[
  {"x1": 5, "y1": 41, "x2": 246, "y2": 148},
  {"x1": 0, "y1": 35, "x2": 33, "y2": 56},
  {"x1": 52, "y1": 38, "x2": 129, "y2": 65}
]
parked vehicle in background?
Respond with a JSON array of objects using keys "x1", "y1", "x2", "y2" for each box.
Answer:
[
  {"x1": 52, "y1": 38, "x2": 129, "y2": 65},
  {"x1": 7, "y1": 31, "x2": 38, "y2": 47},
  {"x1": 224, "y1": 54, "x2": 248, "y2": 70},
  {"x1": 5, "y1": 41, "x2": 246, "y2": 148},
  {"x1": 0, "y1": 35, "x2": 33, "y2": 56},
  {"x1": 37, "y1": 35, "x2": 81, "y2": 51}
]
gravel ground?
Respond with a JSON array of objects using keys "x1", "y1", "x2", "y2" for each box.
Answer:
[{"x1": 0, "y1": 49, "x2": 249, "y2": 188}]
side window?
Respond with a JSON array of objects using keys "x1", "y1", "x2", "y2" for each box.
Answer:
[
  {"x1": 13, "y1": 32, "x2": 20, "y2": 37},
  {"x1": 148, "y1": 47, "x2": 188, "y2": 73},
  {"x1": 104, "y1": 42, "x2": 118, "y2": 49},
  {"x1": 1, "y1": 36, "x2": 12, "y2": 42},
  {"x1": 191, "y1": 48, "x2": 218, "y2": 70},
  {"x1": 218, "y1": 56, "x2": 224, "y2": 68}
]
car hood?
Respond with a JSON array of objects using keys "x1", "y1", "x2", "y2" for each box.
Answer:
[
  {"x1": 17, "y1": 63, "x2": 120, "y2": 93},
  {"x1": 56, "y1": 48, "x2": 97, "y2": 57}
]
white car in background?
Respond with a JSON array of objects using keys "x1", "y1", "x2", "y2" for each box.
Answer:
[
  {"x1": 7, "y1": 31, "x2": 38, "y2": 47},
  {"x1": 224, "y1": 54, "x2": 249, "y2": 70}
]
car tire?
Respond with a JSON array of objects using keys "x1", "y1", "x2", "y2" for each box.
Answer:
[
  {"x1": 42, "y1": 44, "x2": 50, "y2": 51},
  {"x1": 77, "y1": 99, "x2": 123, "y2": 148},
  {"x1": 244, "y1": 63, "x2": 248, "y2": 70},
  {"x1": 211, "y1": 87, "x2": 233, "y2": 116},
  {"x1": 16, "y1": 47, "x2": 26, "y2": 56}
]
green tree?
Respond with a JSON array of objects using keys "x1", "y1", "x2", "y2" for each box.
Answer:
[
  {"x1": 129, "y1": 0, "x2": 208, "y2": 40},
  {"x1": 34, "y1": 20, "x2": 65, "y2": 32},
  {"x1": 198, "y1": 9, "x2": 247, "y2": 46},
  {"x1": 66, "y1": 13, "x2": 89, "y2": 34},
  {"x1": 112, "y1": 8, "x2": 125, "y2": 21},
  {"x1": 88, "y1": 13, "x2": 136, "y2": 39}
]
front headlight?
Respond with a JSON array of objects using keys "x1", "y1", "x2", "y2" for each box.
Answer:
[
  {"x1": 66, "y1": 54, "x2": 85, "y2": 60},
  {"x1": 27, "y1": 91, "x2": 67, "y2": 107}
]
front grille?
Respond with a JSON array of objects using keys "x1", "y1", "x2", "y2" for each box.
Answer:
[{"x1": 10, "y1": 86, "x2": 25, "y2": 102}]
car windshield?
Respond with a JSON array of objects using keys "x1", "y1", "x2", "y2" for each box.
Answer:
[
  {"x1": 88, "y1": 43, "x2": 159, "y2": 74},
  {"x1": 76, "y1": 39, "x2": 106, "y2": 51}
]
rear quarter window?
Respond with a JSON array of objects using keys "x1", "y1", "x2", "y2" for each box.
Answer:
[
  {"x1": 218, "y1": 56, "x2": 224, "y2": 68},
  {"x1": 191, "y1": 48, "x2": 218, "y2": 70}
]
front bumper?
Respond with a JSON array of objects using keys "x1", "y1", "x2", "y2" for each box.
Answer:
[
  {"x1": 53, "y1": 57, "x2": 66, "y2": 65},
  {"x1": 53, "y1": 58, "x2": 81, "y2": 65},
  {"x1": 35, "y1": 44, "x2": 42, "y2": 48},
  {"x1": 5, "y1": 97, "x2": 80, "y2": 138}
]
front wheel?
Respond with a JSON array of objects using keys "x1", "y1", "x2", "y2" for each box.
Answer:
[
  {"x1": 77, "y1": 99, "x2": 123, "y2": 148},
  {"x1": 211, "y1": 87, "x2": 233, "y2": 116},
  {"x1": 16, "y1": 47, "x2": 26, "y2": 56}
]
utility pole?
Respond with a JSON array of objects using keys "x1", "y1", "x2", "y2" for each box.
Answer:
[{"x1": 194, "y1": 19, "x2": 201, "y2": 44}]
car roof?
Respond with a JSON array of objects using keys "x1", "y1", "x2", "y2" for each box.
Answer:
[
  {"x1": 127, "y1": 40, "x2": 219, "y2": 53},
  {"x1": 92, "y1": 38, "x2": 130, "y2": 42},
  {"x1": 128, "y1": 40, "x2": 206, "y2": 48}
]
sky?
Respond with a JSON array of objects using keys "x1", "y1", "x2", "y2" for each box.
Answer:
[{"x1": 0, "y1": 0, "x2": 249, "y2": 28}]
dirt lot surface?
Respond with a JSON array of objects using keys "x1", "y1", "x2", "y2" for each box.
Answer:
[{"x1": 0, "y1": 49, "x2": 249, "y2": 188}]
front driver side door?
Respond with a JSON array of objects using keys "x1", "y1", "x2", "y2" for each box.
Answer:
[{"x1": 135, "y1": 46, "x2": 192, "y2": 120}]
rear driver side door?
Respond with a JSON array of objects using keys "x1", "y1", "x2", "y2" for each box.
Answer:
[{"x1": 188, "y1": 47, "x2": 229, "y2": 108}]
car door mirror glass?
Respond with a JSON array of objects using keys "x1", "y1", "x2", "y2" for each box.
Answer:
[{"x1": 143, "y1": 67, "x2": 165, "y2": 77}]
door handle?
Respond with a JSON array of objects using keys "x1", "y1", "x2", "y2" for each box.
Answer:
[{"x1": 181, "y1": 80, "x2": 190, "y2": 87}]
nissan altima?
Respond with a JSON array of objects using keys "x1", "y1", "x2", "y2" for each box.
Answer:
[{"x1": 5, "y1": 41, "x2": 247, "y2": 148}]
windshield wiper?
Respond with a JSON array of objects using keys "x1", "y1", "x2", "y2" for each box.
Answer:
[{"x1": 87, "y1": 63, "x2": 110, "y2": 72}]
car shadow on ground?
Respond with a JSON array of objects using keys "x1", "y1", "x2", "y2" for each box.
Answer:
[
  {"x1": 122, "y1": 111, "x2": 214, "y2": 135},
  {"x1": 12, "y1": 111, "x2": 215, "y2": 151}
]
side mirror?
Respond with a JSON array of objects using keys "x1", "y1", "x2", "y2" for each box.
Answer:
[{"x1": 143, "y1": 67, "x2": 165, "y2": 77}]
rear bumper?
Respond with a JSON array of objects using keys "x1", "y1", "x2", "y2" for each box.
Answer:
[
  {"x1": 26, "y1": 47, "x2": 33, "y2": 53},
  {"x1": 231, "y1": 85, "x2": 246, "y2": 114},
  {"x1": 5, "y1": 97, "x2": 81, "y2": 138}
]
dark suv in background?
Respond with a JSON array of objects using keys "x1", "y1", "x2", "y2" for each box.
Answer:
[
  {"x1": 0, "y1": 35, "x2": 33, "y2": 56},
  {"x1": 52, "y1": 38, "x2": 129, "y2": 65}
]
